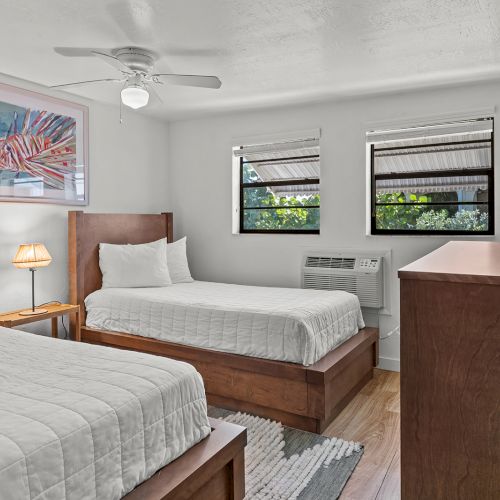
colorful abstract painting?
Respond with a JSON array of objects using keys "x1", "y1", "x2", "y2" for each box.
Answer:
[{"x1": 0, "y1": 83, "x2": 88, "y2": 204}]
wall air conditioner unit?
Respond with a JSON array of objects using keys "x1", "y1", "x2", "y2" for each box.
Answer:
[{"x1": 302, "y1": 255, "x2": 384, "y2": 308}]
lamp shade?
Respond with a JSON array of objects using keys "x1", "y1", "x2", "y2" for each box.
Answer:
[{"x1": 12, "y1": 243, "x2": 52, "y2": 269}]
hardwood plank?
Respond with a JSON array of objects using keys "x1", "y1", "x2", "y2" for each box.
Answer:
[
  {"x1": 327, "y1": 369, "x2": 399, "y2": 436},
  {"x1": 376, "y1": 449, "x2": 400, "y2": 500},
  {"x1": 323, "y1": 369, "x2": 400, "y2": 500},
  {"x1": 323, "y1": 391, "x2": 370, "y2": 437},
  {"x1": 385, "y1": 385, "x2": 400, "y2": 414},
  {"x1": 339, "y1": 407, "x2": 399, "y2": 500},
  {"x1": 362, "y1": 368, "x2": 399, "y2": 395}
]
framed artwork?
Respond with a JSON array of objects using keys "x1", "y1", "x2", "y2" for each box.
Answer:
[{"x1": 0, "y1": 82, "x2": 88, "y2": 205}]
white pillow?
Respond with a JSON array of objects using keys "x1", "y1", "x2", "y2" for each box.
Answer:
[
  {"x1": 99, "y1": 239, "x2": 172, "y2": 288},
  {"x1": 167, "y1": 237, "x2": 193, "y2": 283}
]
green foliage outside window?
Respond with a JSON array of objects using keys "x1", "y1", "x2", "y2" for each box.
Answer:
[
  {"x1": 241, "y1": 162, "x2": 320, "y2": 231},
  {"x1": 243, "y1": 190, "x2": 320, "y2": 230},
  {"x1": 415, "y1": 209, "x2": 488, "y2": 231},
  {"x1": 375, "y1": 192, "x2": 488, "y2": 231},
  {"x1": 375, "y1": 193, "x2": 428, "y2": 230}
]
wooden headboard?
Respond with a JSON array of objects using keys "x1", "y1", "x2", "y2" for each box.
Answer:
[{"x1": 68, "y1": 211, "x2": 173, "y2": 331}]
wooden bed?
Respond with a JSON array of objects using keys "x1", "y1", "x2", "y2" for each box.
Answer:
[
  {"x1": 68, "y1": 211, "x2": 379, "y2": 434},
  {"x1": 124, "y1": 418, "x2": 246, "y2": 500}
]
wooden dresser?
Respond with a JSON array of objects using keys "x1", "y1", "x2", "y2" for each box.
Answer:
[{"x1": 399, "y1": 241, "x2": 500, "y2": 500}]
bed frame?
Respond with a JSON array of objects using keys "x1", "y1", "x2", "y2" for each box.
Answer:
[
  {"x1": 124, "y1": 418, "x2": 246, "y2": 500},
  {"x1": 68, "y1": 211, "x2": 379, "y2": 434}
]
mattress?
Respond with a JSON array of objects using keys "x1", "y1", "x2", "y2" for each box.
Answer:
[
  {"x1": 0, "y1": 327, "x2": 211, "y2": 500},
  {"x1": 85, "y1": 281, "x2": 365, "y2": 366}
]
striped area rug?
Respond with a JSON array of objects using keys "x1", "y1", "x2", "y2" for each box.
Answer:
[{"x1": 208, "y1": 408, "x2": 363, "y2": 500}]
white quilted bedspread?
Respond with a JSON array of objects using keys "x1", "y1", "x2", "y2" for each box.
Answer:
[
  {"x1": 85, "y1": 281, "x2": 365, "y2": 366},
  {"x1": 0, "y1": 327, "x2": 211, "y2": 500}
]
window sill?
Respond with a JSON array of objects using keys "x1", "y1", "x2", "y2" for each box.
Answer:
[{"x1": 366, "y1": 232, "x2": 496, "y2": 238}]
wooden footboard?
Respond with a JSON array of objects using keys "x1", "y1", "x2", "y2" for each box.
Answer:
[
  {"x1": 82, "y1": 326, "x2": 379, "y2": 433},
  {"x1": 124, "y1": 418, "x2": 246, "y2": 500}
]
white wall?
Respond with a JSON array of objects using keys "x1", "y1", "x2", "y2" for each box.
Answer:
[
  {"x1": 0, "y1": 74, "x2": 169, "y2": 335},
  {"x1": 168, "y1": 81, "x2": 500, "y2": 371}
]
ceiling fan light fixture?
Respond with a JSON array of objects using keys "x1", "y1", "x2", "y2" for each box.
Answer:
[
  {"x1": 121, "y1": 84, "x2": 149, "y2": 109},
  {"x1": 52, "y1": 46, "x2": 223, "y2": 109}
]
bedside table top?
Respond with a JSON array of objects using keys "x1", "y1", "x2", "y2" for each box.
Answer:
[{"x1": 0, "y1": 303, "x2": 79, "y2": 327}]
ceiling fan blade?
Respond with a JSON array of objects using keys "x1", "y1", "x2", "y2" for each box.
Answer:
[
  {"x1": 153, "y1": 74, "x2": 221, "y2": 89},
  {"x1": 50, "y1": 78, "x2": 125, "y2": 89},
  {"x1": 91, "y1": 51, "x2": 132, "y2": 73},
  {"x1": 146, "y1": 84, "x2": 163, "y2": 104},
  {"x1": 54, "y1": 47, "x2": 132, "y2": 74}
]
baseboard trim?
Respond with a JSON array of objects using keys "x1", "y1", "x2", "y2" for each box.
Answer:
[{"x1": 378, "y1": 356, "x2": 400, "y2": 372}]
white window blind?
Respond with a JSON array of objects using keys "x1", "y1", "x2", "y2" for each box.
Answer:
[{"x1": 366, "y1": 118, "x2": 493, "y2": 144}]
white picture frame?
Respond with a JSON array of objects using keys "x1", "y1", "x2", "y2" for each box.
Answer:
[{"x1": 0, "y1": 82, "x2": 89, "y2": 205}]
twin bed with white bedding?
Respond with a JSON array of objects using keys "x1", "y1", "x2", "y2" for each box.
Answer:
[
  {"x1": 85, "y1": 280, "x2": 365, "y2": 366},
  {"x1": 0, "y1": 327, "x2": 211, "y2": 500},
  {"x1": 68, "y1": 211, "x2": 379, "y2": 434}
]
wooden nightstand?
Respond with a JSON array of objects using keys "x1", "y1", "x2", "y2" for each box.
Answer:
[{"x1": 0, "y1": 303, "x2": 81, "y2": 341}]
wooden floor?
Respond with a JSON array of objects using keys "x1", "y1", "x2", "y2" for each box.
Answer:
[{"x1": 324, "y1": 368, "x2": 401, "y2": 500}]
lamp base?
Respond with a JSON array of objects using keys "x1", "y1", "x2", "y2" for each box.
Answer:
[{"x1": 18, "y1": 308, "x2": 48, "y2": 316}]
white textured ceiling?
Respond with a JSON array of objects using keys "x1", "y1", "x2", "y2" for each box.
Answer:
[{"x1": 1, "y1": 0, "x2": 500, "y2": 120}]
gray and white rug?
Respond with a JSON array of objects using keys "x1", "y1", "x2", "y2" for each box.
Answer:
[{"x1": 209, "y1": 407, "x2": 363, "y2": 500}]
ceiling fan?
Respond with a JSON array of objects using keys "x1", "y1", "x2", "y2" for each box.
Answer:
[{"x1": 51, "y1": 46, "x2": 222, "y2": 109}]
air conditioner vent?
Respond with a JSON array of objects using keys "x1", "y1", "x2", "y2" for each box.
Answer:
[
  {"x1": 302, "y1": 254, "x2": 384, "y2": 308},
  {"x1": 305, "y1": 256, "x2": 355, "y2": 269}
]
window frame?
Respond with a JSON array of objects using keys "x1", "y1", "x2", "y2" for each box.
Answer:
[
  {"x1": 239, "y1": 152, "x2": 320, "y2": 234},
  {"x1": 370, "y1": 130, "x2": 495, "y2": 236}
]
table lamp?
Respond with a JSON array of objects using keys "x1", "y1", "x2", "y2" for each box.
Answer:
[{"x1": 12, "y1": 243, "x2": 52, "y2": 316}]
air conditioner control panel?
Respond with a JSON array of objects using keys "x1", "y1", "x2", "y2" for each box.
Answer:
[{"x1": 358, "y1": 257, "x2": 382, "y2": 272}]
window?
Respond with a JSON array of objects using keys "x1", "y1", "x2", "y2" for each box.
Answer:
[
  {"x1": 234, "y1": 134, "x2": 320, "y2": 233},
  {"x1": 368, "y1": 118, "x2": 494, "y2": 235}
]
